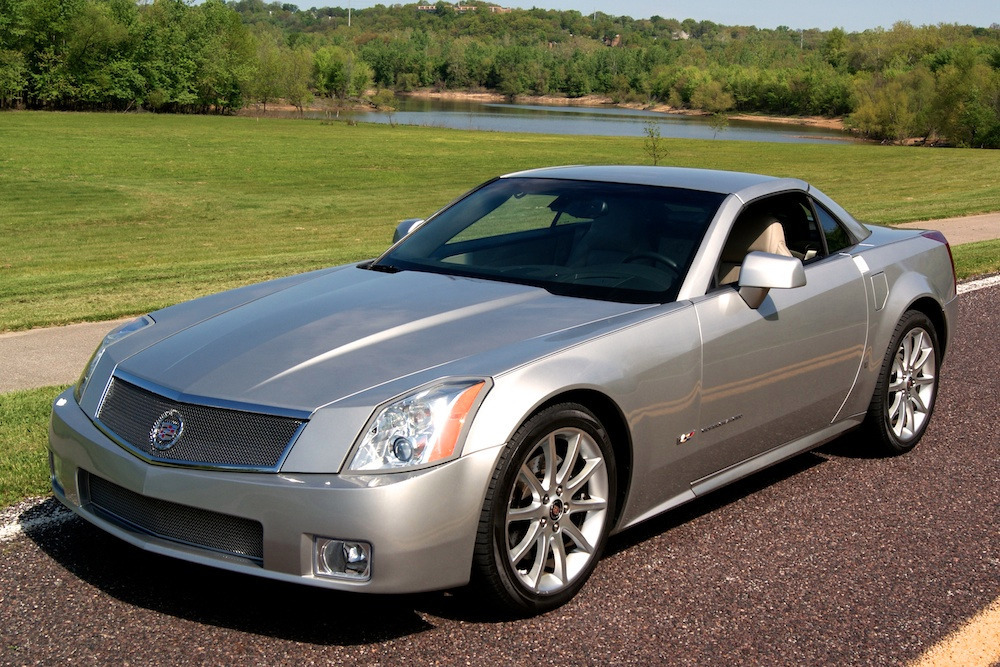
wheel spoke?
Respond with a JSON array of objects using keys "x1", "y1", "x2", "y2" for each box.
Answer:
[
  {"x1": 567, "y1": 496, "x2": 607, "y2": 515},
  {"x1": 542, "y1": 433, "x2": 559, "y2": 490},
  {"x1": 556, "y1": 431, "x2": 582, "y2": 487},
  {"x1": 902, "y1": 399, "x2": 916, "y2": 438},
  {"x1": 527, "y1": 533, "x2": 551, "y2": 590},
  {"x1": 566, "y1": 456, "x2": 603, "y2": 497},
  {"x1": 560, "y1": 520, "x2": 595, "y2": 555},
  {"x1": 550, "y1": 535, "x2": 569, "y2": 586},
  {"x1": 889, "y1": 393, "x2": 904, "y2": 437},
  {"x1": 507, "y1": 500, "x2": 546, "y2": 523},
  {"x1": 509, "y1": 519, "x2": 544, "y2": 565},
  {"x1": 911, "y1": 335, "x2": 933, "y2": 371},
  {"x1": 517, "y1": 462, "x2": 546, "y2": 500},
  {"x1": 901, "y1": 334, "x2": 915, "y2": 371}
]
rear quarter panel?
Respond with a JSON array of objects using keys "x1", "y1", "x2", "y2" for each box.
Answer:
[{"x1": 836, "y1": 225, "x2": 957, "y2": 420}]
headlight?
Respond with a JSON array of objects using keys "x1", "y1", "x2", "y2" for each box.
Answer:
[
  {"x1": 75, "y1": 315, "x2": 154, "y2": 401},
  {"x1": 349, "y1": 379, "x2": 489, "y2": 472}
]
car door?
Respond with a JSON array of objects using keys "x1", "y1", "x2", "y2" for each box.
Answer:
[{"x1": 687, "y1": 193, "x2": 868, "y2": 482}]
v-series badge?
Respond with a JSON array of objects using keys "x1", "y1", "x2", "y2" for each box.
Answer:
[{"x1": 677, "y1": 414, "x2": 744, "y2": 445}]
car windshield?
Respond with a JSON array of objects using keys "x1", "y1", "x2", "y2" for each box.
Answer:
[{"x1": 373, "y1": 177, "x2": 725, "y2": 303}]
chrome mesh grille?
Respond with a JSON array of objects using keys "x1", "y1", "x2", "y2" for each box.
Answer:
[
  {"x1": 97, "y1": 377, "x2": 304, "y2": 470},
  {"x1": 85, "y1": 472, "x2": 263, "y2": 563}
]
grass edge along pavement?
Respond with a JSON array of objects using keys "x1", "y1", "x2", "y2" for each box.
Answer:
[{"x1": 2, "y1": 111, "x2": 1000, "y2": 332}]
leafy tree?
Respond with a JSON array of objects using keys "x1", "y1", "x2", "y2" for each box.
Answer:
[
  {"x1": 643, "y1": 120, "x2": 664, "y2": 164},
  {"x1": 822, "y1": 27, "x2": 849, "y2": 69},
  {"x1": 709, "y1": 112, "x2": 729, "y2": 139},
  {"x1": 0, "y1": 50, "x2": 28, "y2": 107},
  {"x1": 848, "y1": 69, "x2": 933, "y2": 143},
  {"x1": 314, "y1": 45, "x2": 349, "y2": 98},
  {"x1": 691, "y1": 79, "x2": 733, "y2": 113},
  {"x1": 251, "y1": 30, "x2": 286, "y2": 110},
  {"x1": 194, "y1": 0, "x2": 257, "y2": 112},
  {"x1": 371, "y1": 87, "x2": 397, "y2": 126},
  {"x1": 0, "y1": 0, "x2": 29, "y2": 106},
  {"x1": 284, "y1": 44, "x2": 314, "y2": 112},
  {"x1": 929, "y1": 49, "x2": 1000, "y2": 147}
]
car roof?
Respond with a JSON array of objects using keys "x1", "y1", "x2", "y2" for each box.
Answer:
[{"x1": 501, "y1": 165, "x2": 808, "y2": 200}]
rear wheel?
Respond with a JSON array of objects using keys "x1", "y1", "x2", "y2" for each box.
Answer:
[
  {"x1": 473, "y1": 403, "x2": 616, "y2": 615},
  {"x1": 864, "y1": 310, "x2": 940, "y2": 455}
]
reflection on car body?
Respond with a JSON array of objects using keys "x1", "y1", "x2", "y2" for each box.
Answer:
[{"x1": 49, "y1": 166, "x2": 957, "y2": 614}]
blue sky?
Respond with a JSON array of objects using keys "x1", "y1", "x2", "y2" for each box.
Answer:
[{"x1": 328, "y1": 1, "x2": 997, "y2": 32}]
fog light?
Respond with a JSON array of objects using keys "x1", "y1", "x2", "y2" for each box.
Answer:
[{"x1": 314, "y1": 537, "x2": 372, "y2": 580}]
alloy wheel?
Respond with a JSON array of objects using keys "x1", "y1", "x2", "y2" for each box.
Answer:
[{"x1": 504, "y1": 427, "x2": 610, "y2": 595}]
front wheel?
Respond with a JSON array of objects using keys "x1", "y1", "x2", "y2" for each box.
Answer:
[
  {"x1": 472, "y1": 403, "x2": 616, "y2": 615},
  {"x1": 864, "y1": 310, "x2": 940, "y2": 455}
]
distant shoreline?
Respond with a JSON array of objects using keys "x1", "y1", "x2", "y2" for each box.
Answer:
[
  {"x1": 396, "y1": 89, "x2": 848, "y2": 132},
  {"x1": 243, "y1": 88, "x2": 847, "y2": 133}
]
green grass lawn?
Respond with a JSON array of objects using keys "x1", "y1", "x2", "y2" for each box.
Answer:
[
  {"x1": 0, "y1": 386, "x2": 66, "y2": 507},
  {"x1": 2, "y1": 111, "x2": 999, "y2": 332},
  {"x1": 952, "y1": 240, "x2": 1000, "y2": 280}
]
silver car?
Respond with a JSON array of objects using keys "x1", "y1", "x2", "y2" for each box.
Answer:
[{"x1": 49, "y1": 166, "x2": 957, "y2": 614}]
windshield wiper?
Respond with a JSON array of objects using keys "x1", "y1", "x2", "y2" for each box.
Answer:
[{"x1": 362, "y1": 260, "x2": 402, "y2": 274}]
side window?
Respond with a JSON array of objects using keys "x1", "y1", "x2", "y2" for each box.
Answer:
[
  {"x1": 715, "y1": 193, "x2": 821, "y2": 286},
  {"x1": 781, "y1": 199, "x2": 826, "y2": 262},
  {"x1": 814, "y1": 203, "x2": 853, "y2": 253}
]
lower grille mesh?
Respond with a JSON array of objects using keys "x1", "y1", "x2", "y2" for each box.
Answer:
[{"x1": 85, "y1": 472, "x2": 264, "y2": 563}]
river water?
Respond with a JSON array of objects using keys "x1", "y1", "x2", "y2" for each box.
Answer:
[{"x1": 322, "y1": 97, "x2": 852, "y2": 144}]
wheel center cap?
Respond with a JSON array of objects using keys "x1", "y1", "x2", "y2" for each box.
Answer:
[{"x1": 549, "y1": 499, "x2": 564, "y2": 521}]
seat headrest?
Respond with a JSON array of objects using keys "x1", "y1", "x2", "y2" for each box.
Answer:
[{"x1": 721, "y1": 213, "x2": 790, "y2": 263}]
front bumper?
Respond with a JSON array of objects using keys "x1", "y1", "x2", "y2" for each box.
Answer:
[{"x1": 48, "y1": 388, "x2": 503, "y2": 594}]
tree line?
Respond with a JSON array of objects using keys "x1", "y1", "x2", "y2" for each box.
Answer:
[{"x1": 1, "y1": 0, "x2": 999, "y2": 147}]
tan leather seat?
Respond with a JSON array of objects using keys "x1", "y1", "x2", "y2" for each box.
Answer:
[
  {"x1": 717, "y1": 212, "x2": 792, "y2": 285},
  {"x1": 567, "y1": 215, "x2": 642, "y2": 267}
]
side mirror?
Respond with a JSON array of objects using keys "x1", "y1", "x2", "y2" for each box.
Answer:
[
  {"x1": 392, "y1": 218, "x2": 426, "y2": 243},
  {"x1": 737, "y1": 251, "x2": 806, "y2": 309}
]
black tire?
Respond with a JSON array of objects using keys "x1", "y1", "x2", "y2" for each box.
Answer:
[
  {"x1": 863, "y1": 310, "x2": 940, "y2": 455},
  {"x1": 472, "y1": 403, "x2": 616, "y2": 615}
]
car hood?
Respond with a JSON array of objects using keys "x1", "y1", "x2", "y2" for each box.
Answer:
[{"x1": 116, "y1": 267, "x2": 646, "y2": 412}]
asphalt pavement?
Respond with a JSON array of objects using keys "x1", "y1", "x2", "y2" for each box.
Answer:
[
  {"x1": 1, "y1": 213, "x2": 998, "y2": 395},
  {"x1": 1, "y1": 283, "x2": 997, "y2": 665}
]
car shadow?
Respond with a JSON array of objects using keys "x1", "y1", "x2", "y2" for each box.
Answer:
[
  {"x1": 21, "y1": 499, "x2": 438, "y2": 645},
  {"x1": 815, "y1": 428, "x2": 890, "y2": 460},
  {"x1": 605, "y1": 451, "x2": 830, "y2": 558},
  {"x1": 21, "y1": 430, "x2": 878, "y2": 635},
  {"x1": 607, "y1": 428, "x2": 891, "y2": 558}
]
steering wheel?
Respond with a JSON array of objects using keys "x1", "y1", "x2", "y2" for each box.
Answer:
[{"x1": 623, "y1": 251, "x2": 680, "y2": 275}]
